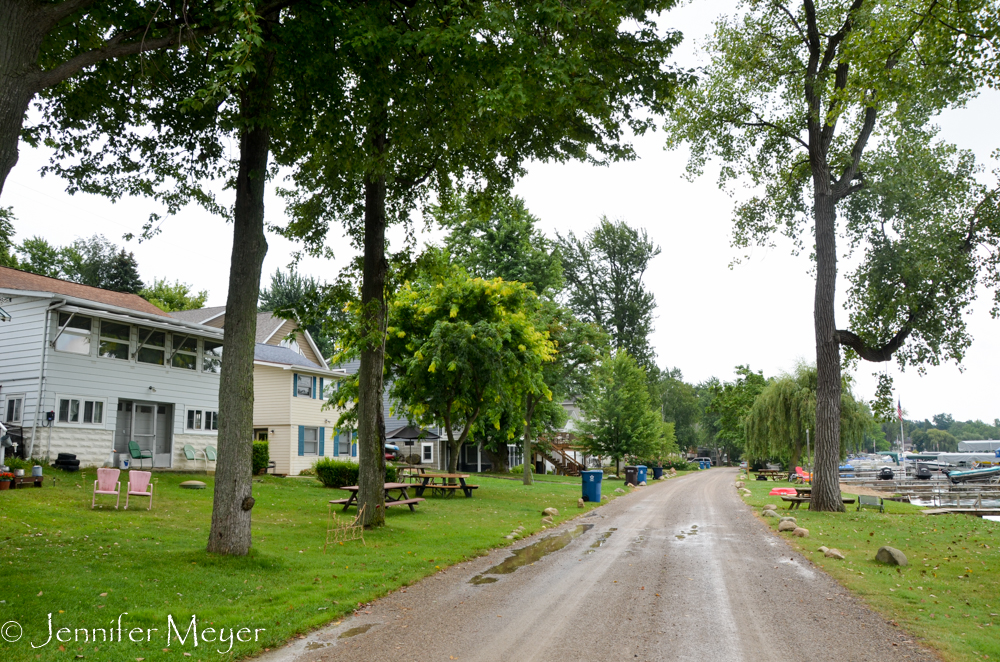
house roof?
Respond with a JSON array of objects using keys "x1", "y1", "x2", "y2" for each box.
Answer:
[
  {"x1": 255, "y1": 312, "x2": 286, "y2": 343},
  {"x1": 0, "y1": 266, "x2": 169, "y2": 317},
  {"x1": 254, "y1": 343, "x2": 323, "y2": 369},
  {"x1": 167, "y1": 306, "x2": 227, "y2": 325}
]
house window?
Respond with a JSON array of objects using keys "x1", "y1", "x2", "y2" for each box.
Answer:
[
  {"x1": 136, "y1": 328, "x2": 166, "y2": 365},
  {"x1": 203, "y1": 341, "x2": 223, "y2": 373},
  {"x1": 171, "y1": 335, "x2": 198, "y2": 370},
  {"x1": 296, "y1": 374, "x2": 313, "y2": 398},
  {"x1": 186, "y1": 408, "x2": 219, "y2": 432},
  {"x1": 54, "y1": 313, "x2": 92, "y2": 355},
  {"x1": 98, "y1": 320, "x2": 131, "y2": 360},
  {"x1": 339, "y1": 431, "x2": 352, "y2": 455},
  {"x1": 4, "y1": 395, "x2": 24, "y2": 424},
  {"x1": 254, "y1": 428, "x2": 269, "y2": 441},
  {"x1": 57, "y1": 396, "x2": 105, "y2": 426},
  {"x1": 422, "y1": 442, "x2": 433, "y2": 463},
  {"x1": 303, "y1": 427, "x2": 318, "y2": 455},
  {"x1": 280, "y1": 336, "x2": 303, "y2": 355}
]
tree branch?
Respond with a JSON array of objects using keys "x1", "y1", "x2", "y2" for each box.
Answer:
[
  {"x1": 833, "y1": 103, "x2": 877, "y2": 199},
  {"x1": 775, "y1": 2, "x2": 808, "y2": 47},
  {"x1": 835, "y1": 324, "x2": 912, "y2": 362},
  {"x1": 39, "y1": 0, "x2": 100, "y2": 31}
]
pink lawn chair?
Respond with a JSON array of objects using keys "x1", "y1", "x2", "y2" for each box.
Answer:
[
  {"x1": 125, "y1": 470, "x2": 154, "y2": 510},
  {"x1": 92, "y1": 468, "x2": 121, "y2": 509}
]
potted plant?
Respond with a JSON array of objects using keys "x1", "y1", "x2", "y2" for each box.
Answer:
[{"x1": 0, "y1": 472, "x2": 13, "y2": 490}]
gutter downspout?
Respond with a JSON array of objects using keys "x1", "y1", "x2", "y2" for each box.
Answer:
[{"x1": 28, "y1": 300, "x2": 65, "y2": 459}]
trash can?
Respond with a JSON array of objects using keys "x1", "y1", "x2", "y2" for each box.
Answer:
[
  {"x1": 581, "y1": 470, "x2": 603, "y2": 502},
  {"x1": 624, "y1": 466, "x2": 638, "y2": 485},
  {"x1": 699, "y1": 460, "x2": 708, "y2": 470},
  {"x1": 652, "y1": 466, "x2": 664, "y2": 480},
  {"x1": 636, "y1": 465, "x2": 648, "y2": 484}
]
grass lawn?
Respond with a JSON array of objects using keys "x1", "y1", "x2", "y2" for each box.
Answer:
[
  {"x1": 739, "y1": 474, "x2": 1000, "y2": 662},
  {"x1": 0, "y1": 470, "x2": 629, "y2": 661}
]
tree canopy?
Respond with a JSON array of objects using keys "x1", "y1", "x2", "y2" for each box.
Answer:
[
  {"x1": 141, "y1": 278, "x2": 209, "y2": 313},
  {"x1": 557, "y1": 217, "x2": 661, "y2": 368}
]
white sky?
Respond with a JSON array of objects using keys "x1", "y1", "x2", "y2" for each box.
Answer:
[{"x1": 4, "y1": 1, "x2": 998, "y2": 423}]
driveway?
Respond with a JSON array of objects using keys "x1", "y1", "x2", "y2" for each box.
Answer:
[{"x1": 258, "y1": 469, "x2": 938, "y2": 662}]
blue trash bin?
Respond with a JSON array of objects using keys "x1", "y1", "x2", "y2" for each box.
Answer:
[
  {"x1": 699, "y1": 460, "x2": 708, "y2": 470},
  {"x1": 652, "y1": 466, "x2": 664, "y2": 480},
  {"x1": 636, "y1": 465, "x2": 647, "y2": 484},
  {"x1": 581, "y1": 470, "x2": 603, "y2": 502}
]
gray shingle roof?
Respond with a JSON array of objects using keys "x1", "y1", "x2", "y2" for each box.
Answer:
[
  {"x1": 167, "y1": 306, "x2": 227, "y2": 324},
  {"x1": 254, "y1": 343, "x2": 321, "y2": 369}
]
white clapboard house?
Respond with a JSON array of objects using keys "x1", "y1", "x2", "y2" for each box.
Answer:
[{"x1": 0, "y1": 266, "x2": 225, "y2": 469}]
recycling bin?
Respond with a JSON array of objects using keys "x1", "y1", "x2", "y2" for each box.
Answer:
[
  {"x1": 624, "y1": 466, "x2": 638, "y2": 485},
  {"x1": 636, "y1": 465, "x2": 648, "y2": 484},
  {"x1": 699, "y1": 460, "x2": 708, "y2": 470},
  {"x1": 581, "y1": 470, "x2": 603, "y2": 502},
  {"x1": 652, "y1": 466, "x2": 664, "y2": 480}
]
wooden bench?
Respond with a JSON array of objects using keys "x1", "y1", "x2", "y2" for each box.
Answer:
[
  {"x1": 781, "y1": 495, "x2": 858, "y2": 510},
  {"x1": 857, "y1": 494, "x2": 884, "y2": 513},
  {"x1": 328, "y1": 498, "x2": 352, "y2": 505},
  {"x1": 417, "y1": 483, "x2": 479, "y2": 498},
  {"x1": 384, "y1": 497, "x2": 426, "y2": 511}
]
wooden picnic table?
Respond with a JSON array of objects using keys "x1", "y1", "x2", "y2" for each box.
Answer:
[
  {"x1": 414, "y1": 473, "x2": 479, "y2": 498},
  {"x1": 397, "y1": 466, "x2": 429, "y2": 484},
  {"x1": 780, "y1": 492, "x2": 857, "y2": 510},
  {"x1": 329, "y1": 482, "x2": 425, "y2": 512},
  {"x1": 756, "y1": 469, "x2": 787, "y2": 481}
]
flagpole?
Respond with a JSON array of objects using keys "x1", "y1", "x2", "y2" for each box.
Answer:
[{"x1": 898, "y1": 399, "x2": 905, "y2": 452}]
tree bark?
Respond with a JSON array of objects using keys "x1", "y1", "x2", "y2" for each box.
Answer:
[
  {"x1": 357, "y1": 130, "x2": 389, "y2": 528},
  {"x1": 522, "y1": 397, "x2": 536, "y2": 485},
  {"x1": 0, "y1": 1, "x2": 45, "y2": 198},
  {"x1": 206, "y1": 43, "x2": 274, "y2": 555},
  {"x1": 810, "y1": 188, "x2": 845, "y2": 512},
  {"x1": 482, "y1": 444, "x2": 508, "y2": 473}
]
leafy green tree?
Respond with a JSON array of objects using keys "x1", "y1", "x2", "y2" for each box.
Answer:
[
  {"x1": 276, "y1": 0, "x2": 686, "y2": 523},
  {"x1": 259, "y1": 268, "x2": 335, "y2": 358},
  {"x1": 744, "y1": 363, "x2": 870, "y2": 467},
  {"x1": 0, "y1": 210, "x2": 16, "y2": 268},
  {"x1": 380, "y1": 272, "x2": 555, "y2": 475},
  {"x1": 438, "y1": 195, "x2": 563, "y2": 296},
  {"x1": 141, "y1": 278, "x2": 210, "y2": 313},
  {"x1": 60, "y1": 235, "x2": 118, "y2": 286},
  {"x1": 709, "y1": 366, "x2": 768, "y2": 463},
  {"x1": 577, "y1": 351, "x2": 663, "y2": 475},
  {"x1": 15, "y1": 236, "x2": 66, "y2": 278},
  {"x1": 557, "y1": 217, "x2": 661, "y2": 368},
  {"x1": 914, "y1": 428, "x2": 959, "y2": 452},
  {"x1": 932, "y1": 413, "x2": 955, "y2": 431},
  {"x1": 663, "y1": 0, "x2": 1000, "y2": 511},
  {"x1": 102, "y1": 249, "x2": 143, "y2": 294},
  {"x1": 657, "y1": 368, "x2": 704, "y2": 452}
]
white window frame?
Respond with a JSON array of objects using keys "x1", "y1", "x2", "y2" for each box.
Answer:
[
  {"x1": 296, "y1": 374, "x2": 313, "y2": 398},
  {"x1": 202, "y1": 340, "x2": 223, "y2": 374},
  {"x1": 185, "y1": 407, "x2": 219, "y2": 433},
  {"x1": 52, "y1": 313, "x2": 94, "y2": 356},
  {"x1": 302, "y1": 426, "x2": 319, "y2": 455},
  {"x1": 55, "y1": 394, "x2": 107, "y2": 428},
  {"x1": 169, "y1": 334, "x2": 199, "y2": 371},
  {"x1": 422, "y1": 442, "x2": 434, "y2": 463},
  {"x1": 3, "y1": 394, "x2": 25, "y2": 424},
  {"x1": 135, "y1": 327, "x2": 167, "y2": 366},
  {"x1": 97, "y1": 319, "x2": 132, "y2": 361}
]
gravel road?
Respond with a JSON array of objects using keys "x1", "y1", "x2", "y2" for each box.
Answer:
[{"x1": 258, "y1": 469, "x2": 939, "y2": 662}]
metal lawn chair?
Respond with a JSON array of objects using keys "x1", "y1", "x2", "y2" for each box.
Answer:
[
  {"x1": 92, "y1": 467, "x2": 121, "y2": 509},
  {"x1": 128, "y1": 440, "x2": 153, "y2": 470},
  {"x1": 125, "y1": 470, "x2": 154, "y2": 510}
]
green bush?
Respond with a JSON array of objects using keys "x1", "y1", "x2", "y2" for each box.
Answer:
[
  {"x1": 509, "y1": 463, "x2": 535, "y2": 475},
  {"x1": 3, "y1": 456, "x2": 47, "y2": 472},
  {"x1": 252, "y1": 441, "x2": 270, "y2": 475},
  {"x1": 314, "y1": 458, "x2": 397, "y2": 487}
]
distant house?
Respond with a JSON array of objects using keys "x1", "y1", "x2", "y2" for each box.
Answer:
[
  {"x1": 0, "y1": 266, "x2": 224, "y2": 469},
  {"x1": 169, "y1": 308, "x2": 348, "y2": 475}
]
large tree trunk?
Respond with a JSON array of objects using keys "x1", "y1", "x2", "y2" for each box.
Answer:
[
  {"x1": 521, "y1": 398, "x2": 536, "y2": 485},
  {"x1": 810, "y1": 190, "x2": 845, "y2": 512},
  {"x1": 0, "y1": 2, "x2": 45, "y2": 198},
  {"x1": 356, "y1": 131, "x2": 388, "y2": 528},
  {"x1": 482, "y1": 444, "x2": 508, "y2": 473},
  {"x1": 206, "y1": 44, "x2": 274, "y2": 555}
]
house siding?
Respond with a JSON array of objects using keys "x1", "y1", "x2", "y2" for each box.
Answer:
[
  {"x1": 0, "y1": 296, "x2": 49, "y2": 450},
  {"x1": 253, "y1": 365, "x2": 292, "y2": 427}
]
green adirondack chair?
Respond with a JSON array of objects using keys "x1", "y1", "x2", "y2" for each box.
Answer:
[{"x1": 128, "y1": 440, "x2": 153, "y2": 470}]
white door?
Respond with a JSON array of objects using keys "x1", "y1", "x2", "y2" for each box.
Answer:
[{"x1": 154, "y1": 404, "x2": 173, "y2": 468}]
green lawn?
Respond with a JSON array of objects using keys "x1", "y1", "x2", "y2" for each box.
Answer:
[
  {"x1": 740, "y1": 474, "x2": 1000, "y2": 662},
  {"x1": 0, "y1": 470, "x2": 626, "y2": 661}
]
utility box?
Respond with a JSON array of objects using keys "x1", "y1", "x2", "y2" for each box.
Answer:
[{"x1": 581, "y1": 470, "x2": 603, "y2": 502}]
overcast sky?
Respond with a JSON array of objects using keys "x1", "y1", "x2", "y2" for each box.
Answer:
[{"x1": 4, "y1": 2, "x2": 998, "y2": 423}]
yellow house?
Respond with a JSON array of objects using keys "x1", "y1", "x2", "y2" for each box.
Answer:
[{"x1": 168, "y1": 308, "x2": 349, "y2": 475}]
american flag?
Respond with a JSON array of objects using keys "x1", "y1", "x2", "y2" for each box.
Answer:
[{"x1": 897, "y1": 400, "x2": 903, "y2": 422}]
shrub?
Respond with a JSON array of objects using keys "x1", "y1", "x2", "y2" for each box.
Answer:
[
  {"x1": 3, "y1": 456, "x2": 47, "y2": 472},
  {"x1": 314, "y1": 458, "x2": 397, "y2": 487},
  {"x1": 252, "y1": 441, "x2": 270, "y2": 475},
  {"x1": 509, "y1": 464, "x2": 535, "y2": 475}
]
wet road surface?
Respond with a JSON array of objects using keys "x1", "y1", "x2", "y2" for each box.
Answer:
[{"x1": 257, "y1": 469, "x2": 938, "y2": 662}]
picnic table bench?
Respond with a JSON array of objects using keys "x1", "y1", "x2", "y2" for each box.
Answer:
[
  {"x1": 414, "y1": 473, "x2": 479, "y2": 498},
  {"x1": 780, "y1": 493, "x2": 858, "y2": 510},
  {"x1": 756, "y1": 469, "x2": 788, "y2": 481},
  {"x1": 330, "y1": 482, "x2": 425, "y2": 511}
]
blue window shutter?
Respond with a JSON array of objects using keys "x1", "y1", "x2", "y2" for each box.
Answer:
[
  {"x1": 297, "y1": 425, "x2": 305, "y2": 456},
  {"x1": 319, "y1": 378, "x2": 324, "y2": 400},
  {"x1": 319, "y1": 427, "x2": 325, "y2": 456},
  {"x1": 312, "y1": 376, "x2": 317, "y2": 399},
  {"x1": 293, "y1": 373, "x2": 298, "y2": 397}
]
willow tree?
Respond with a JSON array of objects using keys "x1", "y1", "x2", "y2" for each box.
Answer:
[
  {"x1": 275, "y1": 0, "x2": 688, "y2": 523},
  {"x1": 745, "y1": 364, "x2": 869, "y2": 468},
  {"x1": 665, "y1": 0, "x2": 999, "y2": 511}
]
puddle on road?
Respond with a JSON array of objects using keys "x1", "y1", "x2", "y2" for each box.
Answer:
[
  {"x1": 338, "y1": 624, "x2": 376, "y2": 639},
  {"x1": 585, "y1": 528, "x2": 618, "y2": 554},
  {"x1": 675, "y1": 525, "x2": 700, "y2": 540},
  {"x1": 469, "y1": 524, "x2": 593, "y2": 584},
  {"x1": 305, "y1": 642, "x2": 331, "y2": 650}
]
